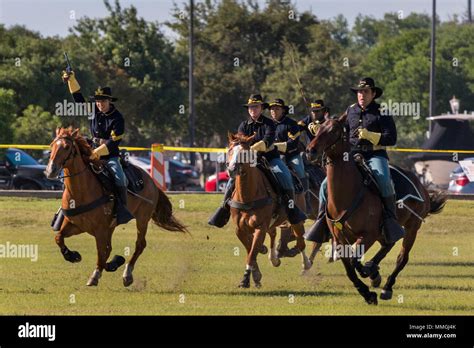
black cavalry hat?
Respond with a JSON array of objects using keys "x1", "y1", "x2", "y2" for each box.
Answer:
[
  {"x1": 90, "y1": 86, "x2": 118, "y2": 102},
  {"x1": 310, "y1": 99, "x2": 326, "y2": 111},
  {"x1": 350, "y1": 77, "x2": 383, "y2": 99},
  {"x1": 268, "y1": 98, "x2": 289, "y2": 113},
  {"x1": 242, "y1": 94, "x2": 269, "y2": 109}
]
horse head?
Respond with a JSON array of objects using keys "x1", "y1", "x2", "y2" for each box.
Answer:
[
  {"x1": 45, "y1": 127, "x2": 93, "y2": 179},
  {"x1": 306, "y1": 112, "x2": 348, "y2": 162},
  {"x1": 226, "y1": 132, "x2": 257, "y2": 177}
]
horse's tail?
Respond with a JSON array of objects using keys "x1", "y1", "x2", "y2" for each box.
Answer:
[
  {"x1": 427, "y1": 189, "x2": 447, "y2": 215},
  {"x1": 151, "y1": 189, "x2": 188, "y2": 233}
]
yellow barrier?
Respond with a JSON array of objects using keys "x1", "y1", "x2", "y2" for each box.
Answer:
[{"x1": 1, "y1": 144, "x2": 474, "y2": 154}]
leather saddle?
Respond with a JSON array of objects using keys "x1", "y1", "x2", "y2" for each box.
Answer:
[
  {"x1": 354, "y1": 154, "x2": 424, "y2": 203},
  {"x1": 92, "y1": 153, "x2": 145, "y2": 195}
]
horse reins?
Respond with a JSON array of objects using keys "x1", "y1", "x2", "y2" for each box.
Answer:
[{"x1": 52, "y1": 136, "x2": 88, "y2": 179}]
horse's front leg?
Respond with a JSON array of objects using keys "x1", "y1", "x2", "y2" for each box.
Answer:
[
  {"x1": 267, "y1": 227, "x2": 281, "y2": 267},
  {"x1": 55, "y1": 222, "x2": 83, "y2": 263},
  {"x1": 87, "y1": 231, "x2": 110, "y2": 286},
  {"x1": 245, "y1": 227, "x2": 266, "y2": 288},
  {"x1": 340, "y1": 252, "x2": 378, "y2": 305}
]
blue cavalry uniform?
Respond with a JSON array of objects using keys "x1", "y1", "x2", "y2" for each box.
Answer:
[
  {"x1": 269, "y1": 99, "x2": 307, "y2": 192},
  {"x1": 297, "y1": 99, "x2": 329, "y2": 142},
  {"x1": 61, "y1": 71, "x2": 134, "y2": 226},
  {"x1": 306, "y1": 78, "x2": 405, "y2": 245},
  {"x1": 208, "y1": 94, "x2": 306, "y2": 228}
]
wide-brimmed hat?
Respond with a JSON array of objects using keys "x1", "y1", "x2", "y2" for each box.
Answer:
[
  {"x1": 350, "y1": 77, "x2": 383, "y2": 99},
  {"x1": 268, "y1": 98, "x2": 289, "y2": 113},
  {"x1": 90, "y1": 86, "x2": 118, "y2": 102},
  {"x1": 310, "y1": 99, "x2": 326, "y2": 111},
  {"x1": 242, "y1": 94, "x2": 269, "y2": 109}
]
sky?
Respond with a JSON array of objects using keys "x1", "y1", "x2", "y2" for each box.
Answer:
[{"x1": 0, "y1": 0, "x2": 470, "y2": 39}]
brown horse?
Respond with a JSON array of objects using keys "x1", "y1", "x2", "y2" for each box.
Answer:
[
  {"x1": 306, "y1": 114, "x2": 446, "y2": 304},
  {"x1": 45, "y1": 127, "x2": 187, "y2": 287},
  {"x1": 226, "y1": 133, "x2": 310, "y2": 288}
]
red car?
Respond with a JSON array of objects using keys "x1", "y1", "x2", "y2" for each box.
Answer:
[{"x1": 205, "y1": 171, "x2": 229, "y2": 192}]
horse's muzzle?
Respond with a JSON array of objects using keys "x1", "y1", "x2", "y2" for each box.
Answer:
[{"x1": 45, "y1": 162, "x2": 60, "y2": 179}]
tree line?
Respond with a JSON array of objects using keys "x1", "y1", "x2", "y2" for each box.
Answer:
[{"x1": 0, "y1": 0, "x2": 473, "y2": 158}]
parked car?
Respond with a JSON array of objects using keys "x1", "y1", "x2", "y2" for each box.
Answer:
[
  {"x1": 205, "y1": 171, "x2": 229, "y2": 192},
  {"x1": 168, "y1": 159, "x2": 200, "y2": 191},
  {"x1": 127, "y1": 155, "x2": 172, "y2": 188},
  {"x1": 0, "y1": 148, "x2": 63, "y2": 190},
  {"x1": 448, "y1": 158, "x2": 474, "y2": 194}
]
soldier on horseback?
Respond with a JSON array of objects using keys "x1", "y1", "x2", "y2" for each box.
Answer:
[
  {"x1": 60, "y1": 70, "x2": 134, "y2": 225},
  {"x1": 305, "y1": 78, "x2": 405, "y2": 244},
  {"x1": 298, "y1": 99, "x2": 329, "y2": 143},
  {"x1": 269, "y1": 98, "x2": 307, "y2": 194},
  {"x1": 208, "y1": 94, "x2": 306, "y2": 228}
]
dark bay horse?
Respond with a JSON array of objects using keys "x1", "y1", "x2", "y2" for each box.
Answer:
[
  {"x1": 227, "y1": 133, "x2": 311, "y2": 288},
  {"x1": 45, "y1": 127, "x2": 187, "y2": 287},
  {"x1": 306, "y1": 114, "x2": 446, "y2": 304}
]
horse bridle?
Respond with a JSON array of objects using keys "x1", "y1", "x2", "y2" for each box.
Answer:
[{"x1": 52, "y1": 136, "x2": 88, "y2": 179}]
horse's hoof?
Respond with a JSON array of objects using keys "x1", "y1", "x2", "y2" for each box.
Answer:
[
  {"x1": 279, "y1": 247, "x2": 299, "y2": 258},
  {"x1": 238, "y1": 271, "x2": 251, "y2": 288},
  {"x1": 123, "y1": 275, "x2": 134, "y2": 287},
  {"x1": 252, "y1": 269, "x2": 262, "y2": 284},
  {"x1": 238, "y1": 280, "x2": 250, "y2": 288},
  {"x1": 365, "y1": 291, "x2": 378, "y2": 305},
  {"x1": 86, "y1": 277, "x2": 99, "y2": 286},
  {"x1": 380, "y1": 289, "x2": 393, "y2": 300},
  {"x1": 270, "y1": 258, "x2": 281, "y2": 267},
  {"x1": 370, "y1": 273, "x2": 382, "y2": 288},
  {"x1": 254, "y1": 282, "x2": 262, "y2": 288},
  {"x1": 63, "y1": 250, "x2": 82, "y2": 263},
  {"x1": 259, "y1": 245, "x2": 268, "y2": 255},
  {"x1": 302, "y1": 258, "x2": 313, "y2": 271},
  {"x1": 106, "y1": 255, "x2": 126, "y2": 272}
]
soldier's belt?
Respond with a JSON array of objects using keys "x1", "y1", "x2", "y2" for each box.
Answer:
[{"x1": 352, "y1": 144, "x2": 386, "y2": 152}]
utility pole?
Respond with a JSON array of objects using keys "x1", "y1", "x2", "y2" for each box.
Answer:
[
  {"x1": 468, "y1": 0, "x2": 472, "y2": 22},
  {"x1": 429, "y1": 0, "x2": 436, "y2": 121},
  {"x1": 189, "y1": 0, "x2": 195, "y2": 165}
]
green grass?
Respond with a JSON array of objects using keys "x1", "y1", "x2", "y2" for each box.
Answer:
[{"x1": 0, "y1": 195, "x2": 472, "y2": 315}]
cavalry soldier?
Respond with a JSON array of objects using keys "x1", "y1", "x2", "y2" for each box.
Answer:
[
  {"x1": 269, "y1": 98, "x2": 307, "y2": 193},
  {"x1": 60, "y1": 70, "x2": 134, "y2": 225},
  {"x1": 208, "y1": 94, "x2": 306, "y2": 228},
  {"x1": 305, "y1": 77, "x2": 405, "y2": 244},
  {"x1": 297, "y1": 99, "x2": 330, "y2": 142}
]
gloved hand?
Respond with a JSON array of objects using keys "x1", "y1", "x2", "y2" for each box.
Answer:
[
  {"x1": 89, "y1": 151, "x2": 100, "y2": 161},
  {"x1": 250, "y1": 140, "x2": 267, "y2": 152},
  {"x1": 308, "y1": 121, "x2": 321, "y2": 136},
  {"x1": 89, "y1": 144, "x2": 110, "y2": 160},
  {"x1": 61, "y1": 70, "x2": 81, "y2": 94},
  {"x1": 358, "y1": 128, "x2": 381, "y2": 145},
  {"x1": 274, "y1": 142, "x2": 287, "y2": 153}
]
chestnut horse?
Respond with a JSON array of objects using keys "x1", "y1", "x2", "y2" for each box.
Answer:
[
  {"x1": 45, "y1": 127, "x2": 187, "y2": 287},
  {"x1": 306, "y1": 114, "x2": 446, "y2": 304},
  {"x1": 227, "y1": 133, "x2": 311, "y2": 288}
]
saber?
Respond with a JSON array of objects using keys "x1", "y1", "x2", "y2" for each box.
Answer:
[{"x1": 64, "y1": 52, "x2": 73, "y2": 74}]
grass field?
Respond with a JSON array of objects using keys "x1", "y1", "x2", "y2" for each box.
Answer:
[{"x1": 0, "y1": 195, "x2": 472, "y2": 315}]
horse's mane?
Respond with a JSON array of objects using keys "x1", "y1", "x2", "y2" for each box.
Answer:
[
  {"x1": 228, "y1": 132, "x2": 255, "y2": 145},
  {"x1": 57, "y1": 127, "x2": 96, "y2": 163}
]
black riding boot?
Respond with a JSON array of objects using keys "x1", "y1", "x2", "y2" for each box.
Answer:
[
  {"x1": 208, "y1": 181, "x2": 234, "y2": 228},
  {"x1": 304, "y1": 201, "x2": 330, "y2": 243},
  {"x1": 51, "y1": 207, "x2": 65, "y2": 231},
  {"x1": 382, "y1": 195, "x2": 405, "y2": 244},
  {"x1": 283, "y1": 190, "x2": 306, "y2": 225},
  {"x1": 116, "y1": 186, "x2": 134, "y2": 225}
]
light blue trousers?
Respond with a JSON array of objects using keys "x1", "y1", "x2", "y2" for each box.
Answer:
[
  {"x1": 106, "y1": 157, "x2": 127, "y2": 187},
  {"x1": 319, "y1": 155, "x2": 394, "y2": 204}
]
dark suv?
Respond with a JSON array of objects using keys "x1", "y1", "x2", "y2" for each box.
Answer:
[{"x1": 0, "y1": 148, "x2": 63, "y2": 190}]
